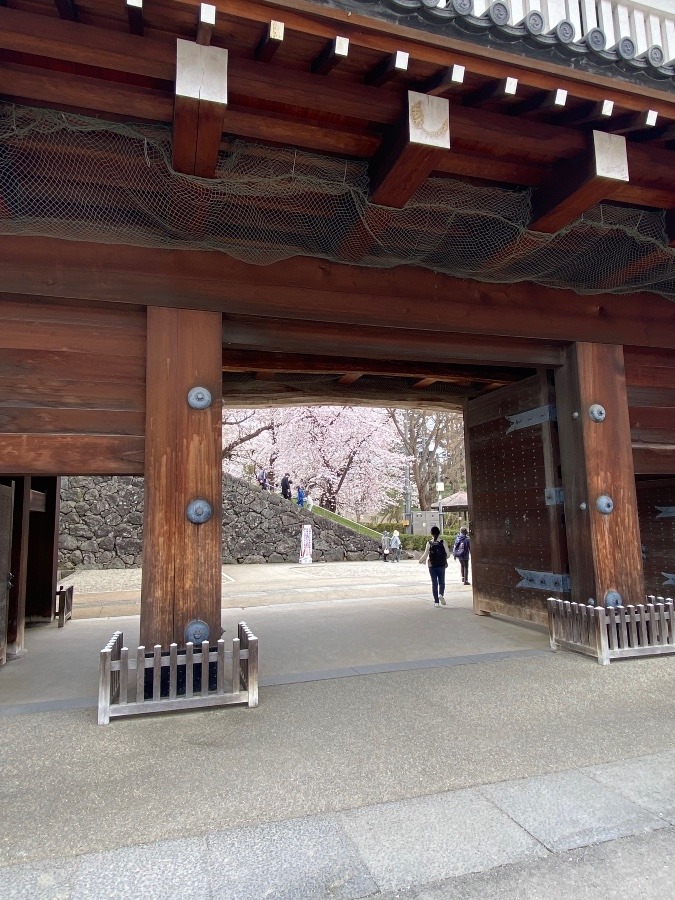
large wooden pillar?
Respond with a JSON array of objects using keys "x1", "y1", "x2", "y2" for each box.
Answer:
[
  {"x1": 555, "y1": 343, "x2": 644, "y2": 606},
  {"x1": 141, "y1": 307, "x2": 222, "y2": 648}
]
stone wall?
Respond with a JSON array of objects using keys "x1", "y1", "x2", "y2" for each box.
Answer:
[{"x1": 58, "y1": 475, "x2": 382, "y2": 570}]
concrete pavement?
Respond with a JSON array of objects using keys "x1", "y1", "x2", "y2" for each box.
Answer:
[{"x1": 1, "y1": 560, "x2": 674, "y2": 898}]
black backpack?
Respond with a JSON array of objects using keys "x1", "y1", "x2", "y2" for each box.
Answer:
[{"x1": 428, "y1": 539, "x2": 447, "y2": 566}]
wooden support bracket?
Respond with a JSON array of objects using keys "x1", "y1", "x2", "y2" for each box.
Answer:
[
  {"x1": 369, "y1": 91, "x2": 450, "y2": 209},
  {"x1": 412, "y1": 377, "x2": 438, "y2": 389},
  {"x1": 54, "y1": 0, "x2": 77, "y2": 20},
  {"x1": 530, "y1": 131, "x2": 629, "y2": 233},
  {"x1": 173, "y1": 39, "x2": 228, "y2": 178},
  {"x1": 365, "y1": 51, "x2": 409, "y2": 87},
  {"x1": 556, "y1": 99, "x2": 614, "y2": 127},
  {"x1": 421, "y1": 64, "x2": 465, "y2": 97},
  {"x1": 463, "y1": 77, "x2": 518, "y2": 109},
  {"x1": 511, "y1": 88, "x2": 567, "y2": 117},
  {"x1": 311, "y1": 36, "x2": 349, "y2": 75},
  {"x1": 606, "y1": 109, "x2": 659, "y2": 136},
  {"x1": 126, "y1": 0, "x2": 143, "y2": 37},
  {"x1": 337, "y1": 372, "x2": 363, "y2": 385},
  {"x1": 196, "y1": 3, "x2": 216, "y2": 46},
  {"x1": 255, "y1": 20, "x2": 284, "y2": 63}
]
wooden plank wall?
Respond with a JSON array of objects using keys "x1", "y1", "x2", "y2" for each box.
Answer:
[
  {"x1": 0, "y1": 297, "x2": 146, "y2": 475},
  {"x1": 636, "y1": 478, "x2": 675, "y2": 597},
  {"x1": 625, "y1": 347, "x2": 675, "y2": 476},
  {"x1": 465, "y1": 373, "x2": 567, "y2": 625}
]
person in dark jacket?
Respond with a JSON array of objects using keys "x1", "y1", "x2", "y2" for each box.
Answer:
[
  {"x1": 419, "y1": 525, "x2": 453, "y2": 606},
  {"x1": 280, "y1": 473, "x2": 292, "y2": 500},
  {"x1": 453, "y1": 527, "x2": 471, "y2": 585}
]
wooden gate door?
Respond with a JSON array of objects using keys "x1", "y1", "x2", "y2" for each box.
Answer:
[
  {"x1": 636, "y1": 477, "x2": 675, "y2": 598},
  {"x1": 465, "y1": 373, "x2": 567, "y2": 625},
  {"x1": 0, "y1": 482, "x2": 14, "y2": 665}
]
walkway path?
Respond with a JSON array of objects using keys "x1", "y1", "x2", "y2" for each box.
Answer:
[{"x1": 1, "y1": 561, "x2": 674, "y2": 898}]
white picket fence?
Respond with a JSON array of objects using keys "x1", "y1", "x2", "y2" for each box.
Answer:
[
  {"x1": 98, "y1": 622, "x2": 259, "y2": 724},
  {"x1": 547, "y1": 596, "x2": 675, "y2": 664},
  {"x1": 464, "y1": 1, "x2": 675, "y2": 61}
]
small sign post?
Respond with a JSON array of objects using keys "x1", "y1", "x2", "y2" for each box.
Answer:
[{"x1": 300, "y1": 523, "x2": 313, "y2": 564}]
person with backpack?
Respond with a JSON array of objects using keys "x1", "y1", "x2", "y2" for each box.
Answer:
[
  {"x1": 453, "y1": 527, "x2": 471, "y2": 585},
  {"x1": 418, "y1": 525, "x2": 453, "y2": 606}
]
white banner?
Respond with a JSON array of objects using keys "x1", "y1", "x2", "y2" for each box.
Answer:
[{"x1": 300, "y1": 524, "x2": 313, "y2": 565}]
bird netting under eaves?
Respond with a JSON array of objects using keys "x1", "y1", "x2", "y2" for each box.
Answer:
[{"x1": 0, "y1": 103, "x2": 674, "y2": 301}]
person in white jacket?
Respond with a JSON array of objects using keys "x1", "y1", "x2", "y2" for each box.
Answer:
[{"x1": 418, "y1": 525, "x2": 453, "y2": 606}]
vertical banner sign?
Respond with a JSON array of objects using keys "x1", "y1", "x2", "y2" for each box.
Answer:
[{"x1": 300, "y1": 524, "x2": 313, "y2": 565}]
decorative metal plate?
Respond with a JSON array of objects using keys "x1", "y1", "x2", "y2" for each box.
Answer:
[
  {"x1": 505, "y1": 404, "x2": 557, "y2": 434},
  {"x1": 185, "y1": 619, "x2": 210, "y2": 644},
  {"x1": 596, "y1": 495, "x2": 614, "y2": 515},
  {"x1": 663, "y1": 573, "x2": 675, "y2": 586},
  {"x1": 516, "y1": 568, "x2": 571, "y2": 592},
  {"x1": 656, "y1": 506, "x2": 675, "y2": 519},
  {"x1": 187, "y1": 386, "x2": 212, "y2": 410},
  {"x1": 544, "y1": 487, "x2": 564, "y2": 506},
  {"x1": 186, "y1": 498, "x2": 213, "y2": 524},
  {"x1": 588, "y1": 404, "x2": 606, "y2": 423}
]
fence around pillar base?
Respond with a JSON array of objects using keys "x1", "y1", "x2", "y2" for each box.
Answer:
[
  {"x1": 98, "y1": 622, "x2": 259, "y2": 724},
  {"x1": 547, "y1": 597, "x2": 675, "y2": 665}
]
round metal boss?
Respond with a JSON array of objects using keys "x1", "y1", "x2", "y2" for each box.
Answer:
[
  {"x1": 604, "y1": 591, "x2": 622, "y2": 608},
  {"x1": 185, "y1": 619, "x2": 210, "y2": 644},
  {"x1": 186, "y1": 498, "x2": 213, "y2": 524},
  {"x1": 588, "y1": 404, "x2": 606, "y2": 423},
  {"x1": 187, "y1": 387, "x2": 212, "y2": 410},
  {"x1": 596, "y1": 495, "x2": 614, "y2": 515}
]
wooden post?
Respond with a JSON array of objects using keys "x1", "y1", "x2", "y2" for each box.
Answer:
[
  {"x1": 24, "y1": 477, "x2": 60, "y2": 622},
  {"x1": 141, "y1": 307, "x2": 222, "y2": 648},
  {"x1": 555, "y1": 343, "x2": 644, "y2": 607},
  {"x1": 7, "y1": 477, "x2": 30, "y2": 655}
]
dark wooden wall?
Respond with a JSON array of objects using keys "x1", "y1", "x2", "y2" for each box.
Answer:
[
  {"x1": 0, "y1": 296, "x2": 146, "y2": 475},
  {"x1": 465, "y1": 373, "x2": 567, "y2": 625},
  {"x1": 625, "y1": 347, "x2": 675, "y2": 477},
  {"x1": 636, "y1": 478, "x2": 675, "y2": 597}
]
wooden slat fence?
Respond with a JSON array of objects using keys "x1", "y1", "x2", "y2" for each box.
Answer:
[
  {"x1": 98, "y1": 622, "x2": 259, "y2": 724},
  {"x1": 55, "y1": 584, "x2": 74, "y2": 628},
  {"x1": 547, "y1": 597, "x2": 675, "y2": 665}
]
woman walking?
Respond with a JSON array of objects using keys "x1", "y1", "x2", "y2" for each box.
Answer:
[{"x1": 419, "y1": 525, "x2": 453, "y2": 606}]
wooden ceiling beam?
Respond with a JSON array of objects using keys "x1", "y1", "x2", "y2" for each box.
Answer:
[
  {"x1": 530, "y1": 131, "x2": 629, "y2": 233},
  {"x1": 255, "y1": 20, "x2": 284, "y2": 63},
  {"x1": 364, "y1": 50, "x2": 409, "y2": 87},
  {"x1": 412, "y1": 377, "x2": 438, "y2": 389},
  {"x1": 311, "y1": 36, "x2": 349, "y2": 76},
  {"x1": 510, "y1": 88, "x2": 567, "y2": 118},
  {"x1": 369, "y1": 91, "x2": 450, "y2": 208},
  {"x1": 126, "y1": 0, "x2": 143, "y2": 37},
  {"x1": 172, "y1": 39, "x2": 228, "y2": 178},
  {"x1": 420, "y1": 64, "x2": 465, "y2": 97},
  {"x1": 337, "y1": 372, "x2": 363, "y2": 385},
  {"x1": 604, "y1": 109, "x2": 659, "y2": 136},
  {"x1": 222, "y1": 350, "x2": 530, "y2": 384},
  {"x1": 196, "y1": 3, "x2": 216, "y2": 47},
  {"x1": 54, "y1": 0, "x2": 77, "y2": 21},
  {"x1": 555, "y1": 99, "x2": 615, "y2": 128},
  {"x1": 1, "y1": 236, "x2": 674, "y2": 350}
]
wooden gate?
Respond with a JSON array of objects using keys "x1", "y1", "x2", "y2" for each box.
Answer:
[
  {"x1": 465, "y1": 374, "x2": 568, "y2": 625},
  {"x1": 636, "y1": 477, "x2": 675, "y2": 598}
]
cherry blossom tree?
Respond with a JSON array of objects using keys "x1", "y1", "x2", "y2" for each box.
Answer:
[{"x1": 223, "y1": 406, "x2": 404, "y2": 518}]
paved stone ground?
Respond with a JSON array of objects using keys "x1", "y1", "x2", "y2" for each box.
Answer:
[{"x1": 1, "y1": 561, "x2": 674, "y2": 898}]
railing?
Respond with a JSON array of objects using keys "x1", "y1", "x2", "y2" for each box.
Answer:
[
  {"x1": 466, "y1": 1, "x2": 675, "y2": 62},
  {"x1": 98, "y1": 622, "x2": 259, "y2": 724},
  {"x1": 547, "y1": 597, "x2": 675, "y2": 664}
]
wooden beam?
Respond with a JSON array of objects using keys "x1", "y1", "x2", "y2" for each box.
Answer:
[
  {"x1": 196, "y1": 3, "x2": 216, "y2": 46},
  {"x1": 29, "y1": 490, "x2": 46, "y2": 513},
  {"x1": 605, "y1": 109, "x2": 659, "y2": 136},
  {"x1": 369, "y1": 91, "x2": 450, "y2": 208},
  {"x1": 555, "y1": 343, "x2": 644, "y2": 606},
  {"x1": 0, "y1": 435, "x2": 144, "y2": 475},
  {"x1": 141, "y1": 308, "x2": 222, "y2": 649},
  {"x1": 311, "y1": 36, "x2": 349, "y2": 76},
  {"x1": 412, "y1": 377, "x2": 438, "y2": 389},
  {"x1": 364, "y1": 50, "x2": 409, "y2": 87},
  {"x1": 632, "y1": 445, "x2": 675, "y2": 475},
  {"x1": 255, "y1": 20, "x2": 284, "y2": 62},
  {"x1": 462, "y1": 77, "x2": 518, "y2": 109},
  {"x1": 510, "y1": 88, "x2": 567, "y2": 117},
  {"x1": 1, "y1": 236, "x2": 674, "y2": 350},
  {"x1": 555, "y1": 99, "x2": 614, "y2": 127},
  {"x1": 530, "y1": 131, "x2": 629, "y2": 233},
  {"x1": 421, "y1": 64, "x2": 465, "y2": 97},
  {"x1": 337, "y1": 372, "x2": 363, "y2": 385},
  {"x1": 126, "y1": 0, "x2": 143, "y2": 37},
  {"x1": 54, "y1": 0, "x2": 77, "y2": 20},
  {"x1": 222, "y1": 350, "x2": 530, "y2": 384},
  {"x1": 173, "y1": 39, "x2": 228, "y2": 178}
]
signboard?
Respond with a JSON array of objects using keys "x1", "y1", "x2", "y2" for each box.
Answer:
[{"x1": 300, "y1": 524, "x2": 313, "y2": 564}]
